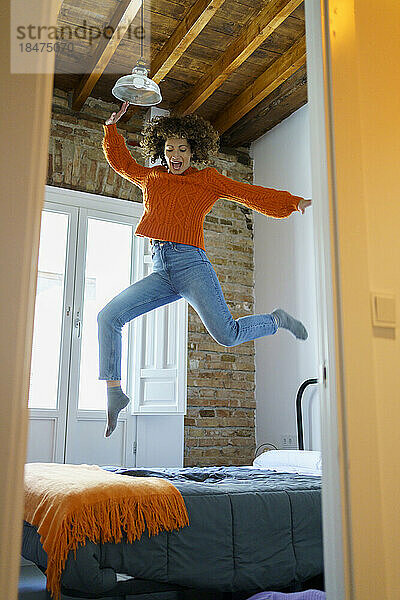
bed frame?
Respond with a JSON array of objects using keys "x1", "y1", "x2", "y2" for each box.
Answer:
[
  {"x1": 55, "y1": 376, "x2": 321, "y2": 599},
  {"x1": 296, "y1": 378, "x2": 319, "y2": 450}
]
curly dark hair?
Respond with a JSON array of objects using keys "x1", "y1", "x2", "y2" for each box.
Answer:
[{"x1": 139, "y1": 113, "x2": 220, "y2": 167}]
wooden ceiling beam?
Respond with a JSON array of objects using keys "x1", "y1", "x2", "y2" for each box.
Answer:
[
  {"x1": 174, "y1": 0, "x2": 303, "y2": 116},
  {"x1": 220, "y1": 65, "x2": 307, "y2": 147},
  {"x1": 211, "y1": 34, "x2": 306, "y2": 134},
  {"x1": 72, "y1": 0, "x2": 142, "y2": 112},
  {"x1": 119, "y1": 0, "x2": 226, "y2": 123},
  {"x1": 150, "y1": 0, "x2": 226, "y2": 83}
]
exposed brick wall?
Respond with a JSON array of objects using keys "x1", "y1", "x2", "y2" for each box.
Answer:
[
  {"x1": 185, "y1": 173, "x2": 257, "y2": 467},
  {"x1": 48, "y1": 88, "x2": 256, "y2": 467}
]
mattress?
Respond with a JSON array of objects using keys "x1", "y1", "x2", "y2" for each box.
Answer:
[{"x1": 21, "y1": 465, "x2": 323, "y2": 597}]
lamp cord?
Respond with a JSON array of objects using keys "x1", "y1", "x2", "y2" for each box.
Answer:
[{"x1": 140, "y1": 0, "x2": 144, "y2": 62}]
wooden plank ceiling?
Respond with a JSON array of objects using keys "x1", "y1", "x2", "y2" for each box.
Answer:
[{"x1": 53, "y1": 0, "x2": 307, "y2": 148}]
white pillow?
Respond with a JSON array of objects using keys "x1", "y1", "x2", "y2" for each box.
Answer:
[{"x1": 252, "y1": 450, "x2": 322, "y2": 476}]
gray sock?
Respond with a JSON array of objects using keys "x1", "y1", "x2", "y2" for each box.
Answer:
[
  {"x1": 105, "y1": 385, "x2": 130, "y2": 438},
  {"x1": 272, "y1": 308, "x2": 308, "y2": 340}
]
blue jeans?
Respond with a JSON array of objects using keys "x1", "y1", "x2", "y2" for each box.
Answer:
[{"x1": 97, "y1": 241, "x2": 278, "y2": 380}]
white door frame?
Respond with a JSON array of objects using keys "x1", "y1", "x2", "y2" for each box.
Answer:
[
  {"x1": 305, "y1": 2, "x2": 347, "y2": 597},
  {"x1": 27, "y1": 203, "x2": 78, "y2": 464}
]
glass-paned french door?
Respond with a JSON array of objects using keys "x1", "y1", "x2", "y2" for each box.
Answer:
[{"x1": 27, "y1": 198, "x2": 138, "y2": 466}]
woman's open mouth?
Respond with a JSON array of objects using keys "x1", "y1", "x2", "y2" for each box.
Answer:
[{"x1": 171, "y1": 161, "x2": 183, "y2": 170}]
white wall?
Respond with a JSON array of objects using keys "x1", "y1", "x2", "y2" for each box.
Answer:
[{"x1": 251, "y1": 104, "x2": 320, "y2": 450}]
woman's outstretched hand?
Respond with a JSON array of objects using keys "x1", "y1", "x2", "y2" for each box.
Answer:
[
  {"x1": 105, "y1": 101, "x2": 130, "y2": 125},
  {"x1": 298, "y1": 198, "x2": 312, "y2": 214}
]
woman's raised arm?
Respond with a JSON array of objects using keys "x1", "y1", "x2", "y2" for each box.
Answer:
[
  {"x1": 206, "y1": 166, "x2": 307, "y2": 219},
  {"x1": 102, "y1": 101, "x2": 149, "y2": 188}
]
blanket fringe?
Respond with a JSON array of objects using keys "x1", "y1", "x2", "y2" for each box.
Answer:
[{"x1": 42, "y1": 489, "x2": 189, "y2": 600}]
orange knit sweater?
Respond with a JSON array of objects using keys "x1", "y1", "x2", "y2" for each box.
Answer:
[{"x1": 102, "y1": 123, "x2": 304, "y2": 251}]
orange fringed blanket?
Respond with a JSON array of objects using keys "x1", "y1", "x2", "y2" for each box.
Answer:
[{"x1": 24, "y1": 462, "x2": 189, "y2": 600}]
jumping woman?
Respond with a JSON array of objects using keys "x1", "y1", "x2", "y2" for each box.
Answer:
[{"x1": 98, "y1": 101, "x2": 312, "y2": 437}]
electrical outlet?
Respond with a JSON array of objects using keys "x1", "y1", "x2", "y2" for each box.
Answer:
[{"x1": 281, "y1": 434, "x2": 297, "y2": 449}]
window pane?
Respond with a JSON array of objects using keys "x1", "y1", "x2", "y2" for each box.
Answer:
[
  {"x1": 29, "y1": 211, "x2": 69, "y2": 409},
  {"x1": 78, "y1": 218, "x2": 133, "y2": 410}
]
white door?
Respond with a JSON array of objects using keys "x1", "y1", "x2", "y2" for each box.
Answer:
[
  {"x1": 27, "y1": 202, "x2": 138, "y2": 466},
  {"x1": 64, "y1": 208, "x2": 137, "y2": 466},
  {"x1": 27, "y1": 205, "x2": 75, "y2": 463}
]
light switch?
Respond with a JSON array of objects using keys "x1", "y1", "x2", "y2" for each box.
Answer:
[{"x1": 371, "y1": 292, "x2": 396, "y2": 327}]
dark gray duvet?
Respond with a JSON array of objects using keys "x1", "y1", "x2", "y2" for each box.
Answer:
[{"x1": 21, "y1": 466, "x2": 323, "y2": 596}]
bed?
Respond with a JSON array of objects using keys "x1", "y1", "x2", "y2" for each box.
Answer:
[{"x1": 21, "y1": 378, "x2": 323, "y2": 599}]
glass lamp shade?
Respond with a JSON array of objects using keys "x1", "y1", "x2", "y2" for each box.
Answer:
[{"x1": 112, "y1": 60, "x2": 162, "y2": 106}]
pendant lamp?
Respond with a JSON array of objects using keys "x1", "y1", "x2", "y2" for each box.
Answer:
[{"x1": 111, "y1": 1, "x2": 162, "y2": 106}]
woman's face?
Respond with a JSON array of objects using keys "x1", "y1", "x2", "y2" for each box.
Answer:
[{"x1": 164, "y1": 137, "x2": 192, "y2": 175}]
